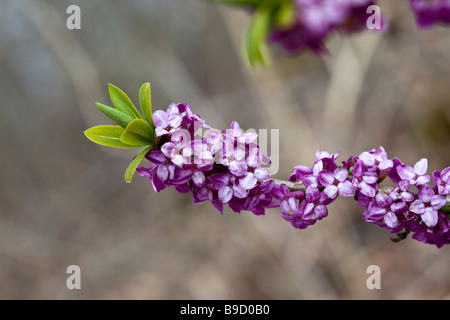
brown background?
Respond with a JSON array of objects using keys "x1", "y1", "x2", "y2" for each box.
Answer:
[{"x1": 0, "y1": 0, "x2": 449, "y2": 299}]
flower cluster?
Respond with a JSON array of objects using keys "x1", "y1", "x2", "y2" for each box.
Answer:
[
  {"x1": 410, "y1": 0, "x2": 450, "y2": 28},
  {"x1": 216, "y1": 0, "x2": 450, "y2": 60},
  {"x1": 134, "y1": 102, "x2": 450, "y2": 247},
  {"x1": 85, "y1": 82, "x2": 450, "y2": 247},
  {"x1": 136, "y1": 102, "x2": 277, "y2": 215},
  {"x1": 270, "y1": 0, "x2": 384, "y2": 54},
  {"x1": 281, "y1": 150, "x2": 355, "y2": 229},
  {"x1": 285, "y1": 146, "x2": 450, "y2": 248}
]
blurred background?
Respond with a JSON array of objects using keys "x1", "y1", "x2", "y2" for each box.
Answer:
[{"x1": 1, "y1": 0, "x2": 449, "y2": 299}]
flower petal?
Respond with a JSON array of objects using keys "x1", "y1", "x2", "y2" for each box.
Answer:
[
  {"x1": 146, "y1": 150, "x2": 167, "y2": 164},
  {"x1": 156, "y1": 164, "x2": 169, "y2": 182},
  {"x1": 324, "y1": 185, "x2": 338, "y2": 199},
  {"x1": 384, "y1": 211, "x2": 398, "y2": 228},
  {"x1": 306, "y1": 186, "x2": 320, "y2": 202},
  {"x1": 334, "y1": 168, "x2": 348, "y2": 182},
  {"x1": 352, "y1": 160, "x2": 364, "y2": 178},
  {"x1": 255, "y1": 168, "x2": 270, "y2": 181},
  {"x1": 431, "y1": 195, "x2": 447, "y2": 210},
  {"x1": 218, "y1": 186, "x2": 233, "y2": 204},
  {"x1": 233, "y1": 184, "x2": 248, "y2": 199},
  {"x1": 391, "y1": 202, "x2": 407, "y2": 214},
  {"x1": 239, "y1": 173, "x2": 258, "y2": 190},
  {"x1": 192, "y1": 171, "x2": 206, "y2": 187},
  {"x1": 359, "y1": 182, "x2": 376, "y2": 198},
  {"x1": 397, "y1": 165, "x2": 415, "y2": 181},
  {"x1": 312, "y1": 160, "x2": 323, "y2": 176},
  {"x1": 280, "y1": 200, "x2": 292, "y2": 215},
  {"x1": 415, "y1": 174, "x2": 430, "y2": 186},
  {"x1": 375, "y1": 192, "x2": 392, "y2": 208},
  {"x1": 409, "y1": 200, "x2": 425, "y2": 214},
  {"x1": 363, "y1": 172, "x2": 378, "y2": 185},
  {"x1": 314, "y1": 205, "x2": 328, "y2": 220},
  {"x1": 288, "y1": 197, "x2": 302, "y2": 214},
  {"x1": 228, "y1": 162, "x2": 247, "y2": 177},
  {"x1": 302, "y1": 202, "x2": 315, "y2": 219},
  {"x1": 418, "y1": 184, "x2": 435, "y2": 203},
  {"x1": 366, "y1": 205, "x2": 386, "y2": 222},
  {"x1": 315, "y1": 150, "x2": 330, "y2": 160},
  {"x1": 318, "y1": 171, "x2": 334, "y2": 186},
  {"x1": 421, "y1": 209, "x2": 438, "y2": 227},
  {"x1": 209, "y1": 173, "x2": 230, "y2": 189},
  {"x1": 441, "y1": 167, "x2": 450, "y2": 182},
  {"x1": 414, "y1": 158, "x2": 428, "y2": 176},
  {"x1": 152, "y1": 110, "x2": 168, "y2": 128},
  {"x1": 379, "y1": 159, "x2": 394, "y2": 171},
  {"x1": 338, "y1": 180, "x2": 355, "y2": 197},
  {"x1": 359, "y1": 151, "x2": 375, "y2": 167},
  {"x1": 238, "y1": 132, "x2": 258, "y2": 144}
]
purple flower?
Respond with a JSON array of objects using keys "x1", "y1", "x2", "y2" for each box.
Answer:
[
  {"x1": 219, "y1": 121, "x2": 260, "y2": 177},
  {"x1": 397, "y1": 158, "x2": 431, "y2": 186},
  {"x1": 161, "y1": 130, "x2": 193, "y2": 167},
  {"x1": 270, "y1": 0, "x2": 383, "y2": 54},
  {"x1": 352, "y1": 160, "x2": 378, "y2": 198},
  {"x1": 244, "y1": 180, "x2": 279, "y2": 215},
  {"x1": 358, "y1": 146, "x2": 393, "y2": 173},
  {"x1": 365, "y1": 192, "x2": 408, "y2": 228},
  {"x1": 302, "y1": 186, "x2": 334, "y2": 220},
  {"x1": 271, "y1": 184, "x2": 304, "y2": 217},
  {"x1": 136, "y1": 150, "x2": 177, "y2": 193},
  {"x1": 407, "y1": 211, "x2": 450, "y2": 248},
  {"x1": 301, "y1": 160, "x2": 325, "y2": 187},
  {"x1": 239, "y1": 147, "x2": 271, "y2": 190},
  {"x1": 389, "y1": 180, "x2": 415, "y2": 202},
  {"x1": 433, "y1": 167, "x2": 450, "y2": 195},
  {"x1": 409, "y1": 184, "x2": 447, "y2": 227},
  {"x1": 218, "y1": 136, "x2": 247, "y2": 176},
  {"x1": 208, "y1": 173, "x2": 248, "y2": 204},
  {"x1": 388, "y1": 158, "x2": 404, "y2": 184},
  {"x1": 223, "y1": 121, "x2": 258, "y2": 145},
  {"x1": 153, "y1": 103, "x2": 183, "y2": 137},
  {"x1": 318, "y1": 168, "x2": 355, "y2": 199},
  {"x1": 315, "y1": 150, "x2": 339, "y2": 172},
  {"x1": 410, "y1": 0, "x2": 450, "y2": 28}
]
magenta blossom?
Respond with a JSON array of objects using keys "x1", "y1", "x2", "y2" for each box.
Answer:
[
  {"x1": 410, "y1": 184, "x2": 447, "y2": 227},
  {"x1": 318, "y1": 168, "x2": 355, "y2": 199},
  {"x1": 397, "y1": 158, "x2": 431, "y2": 187},
  {"x1": 433, "y1": 167, "x2": 450, "y2": 195},
  {"x1": 410, "y1": 0, "x2": 450, "y2": 28},
  {"x1": 153, "y1": 103, "x2": 183, "y2": 137},
  {"x1": 352, "y1": 160, "x2": 378, "y2": 198}
]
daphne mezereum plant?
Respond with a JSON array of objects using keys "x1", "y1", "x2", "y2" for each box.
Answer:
[
  {"x1": 84, "y1": 83, "x2": 450, "y2": 248},
  {"x1": 207, "y1": 0, "x2": 450, "y2": 66}
]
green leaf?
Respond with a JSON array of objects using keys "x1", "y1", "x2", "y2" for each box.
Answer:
[
  {"x1": 84, "y1": 125, "x2": 142, "y2": 149},
  {"x1": 108, "y1": 84, "x2": 143, "y2": 119},
  {"x1": 124, "y1": 146, "x2": 152, "y2": 183},
  {"x1": 275, "y1": 0, "x2": 295, "y2": 29},
  {"x1": 139, "y1": 82, "x2": 154, "y2": 127},
  {"x1": 120, "y1": 119, "x2": 155, "y2": 147},
  {"x1": 245, "y1": 7, "x2": 272, "y2": 67},
  {"x1": 96, "y1": 102, "x2": 135, "y2": 128}
]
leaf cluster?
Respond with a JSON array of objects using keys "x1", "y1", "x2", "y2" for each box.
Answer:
[{"x1": 84, "y1": 83, "x2": 155, "y2": 182}]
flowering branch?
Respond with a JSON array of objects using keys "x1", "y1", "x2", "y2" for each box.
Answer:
[
  {"x1": 272, "y1": 179, "x2": 450, "y2": 204},
  {"x1": 207, "y1": 0, "x2": 450, "y2": 66},
  {"x1": 84, "y1": 83, "x2": 450, "y2": 248}
]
